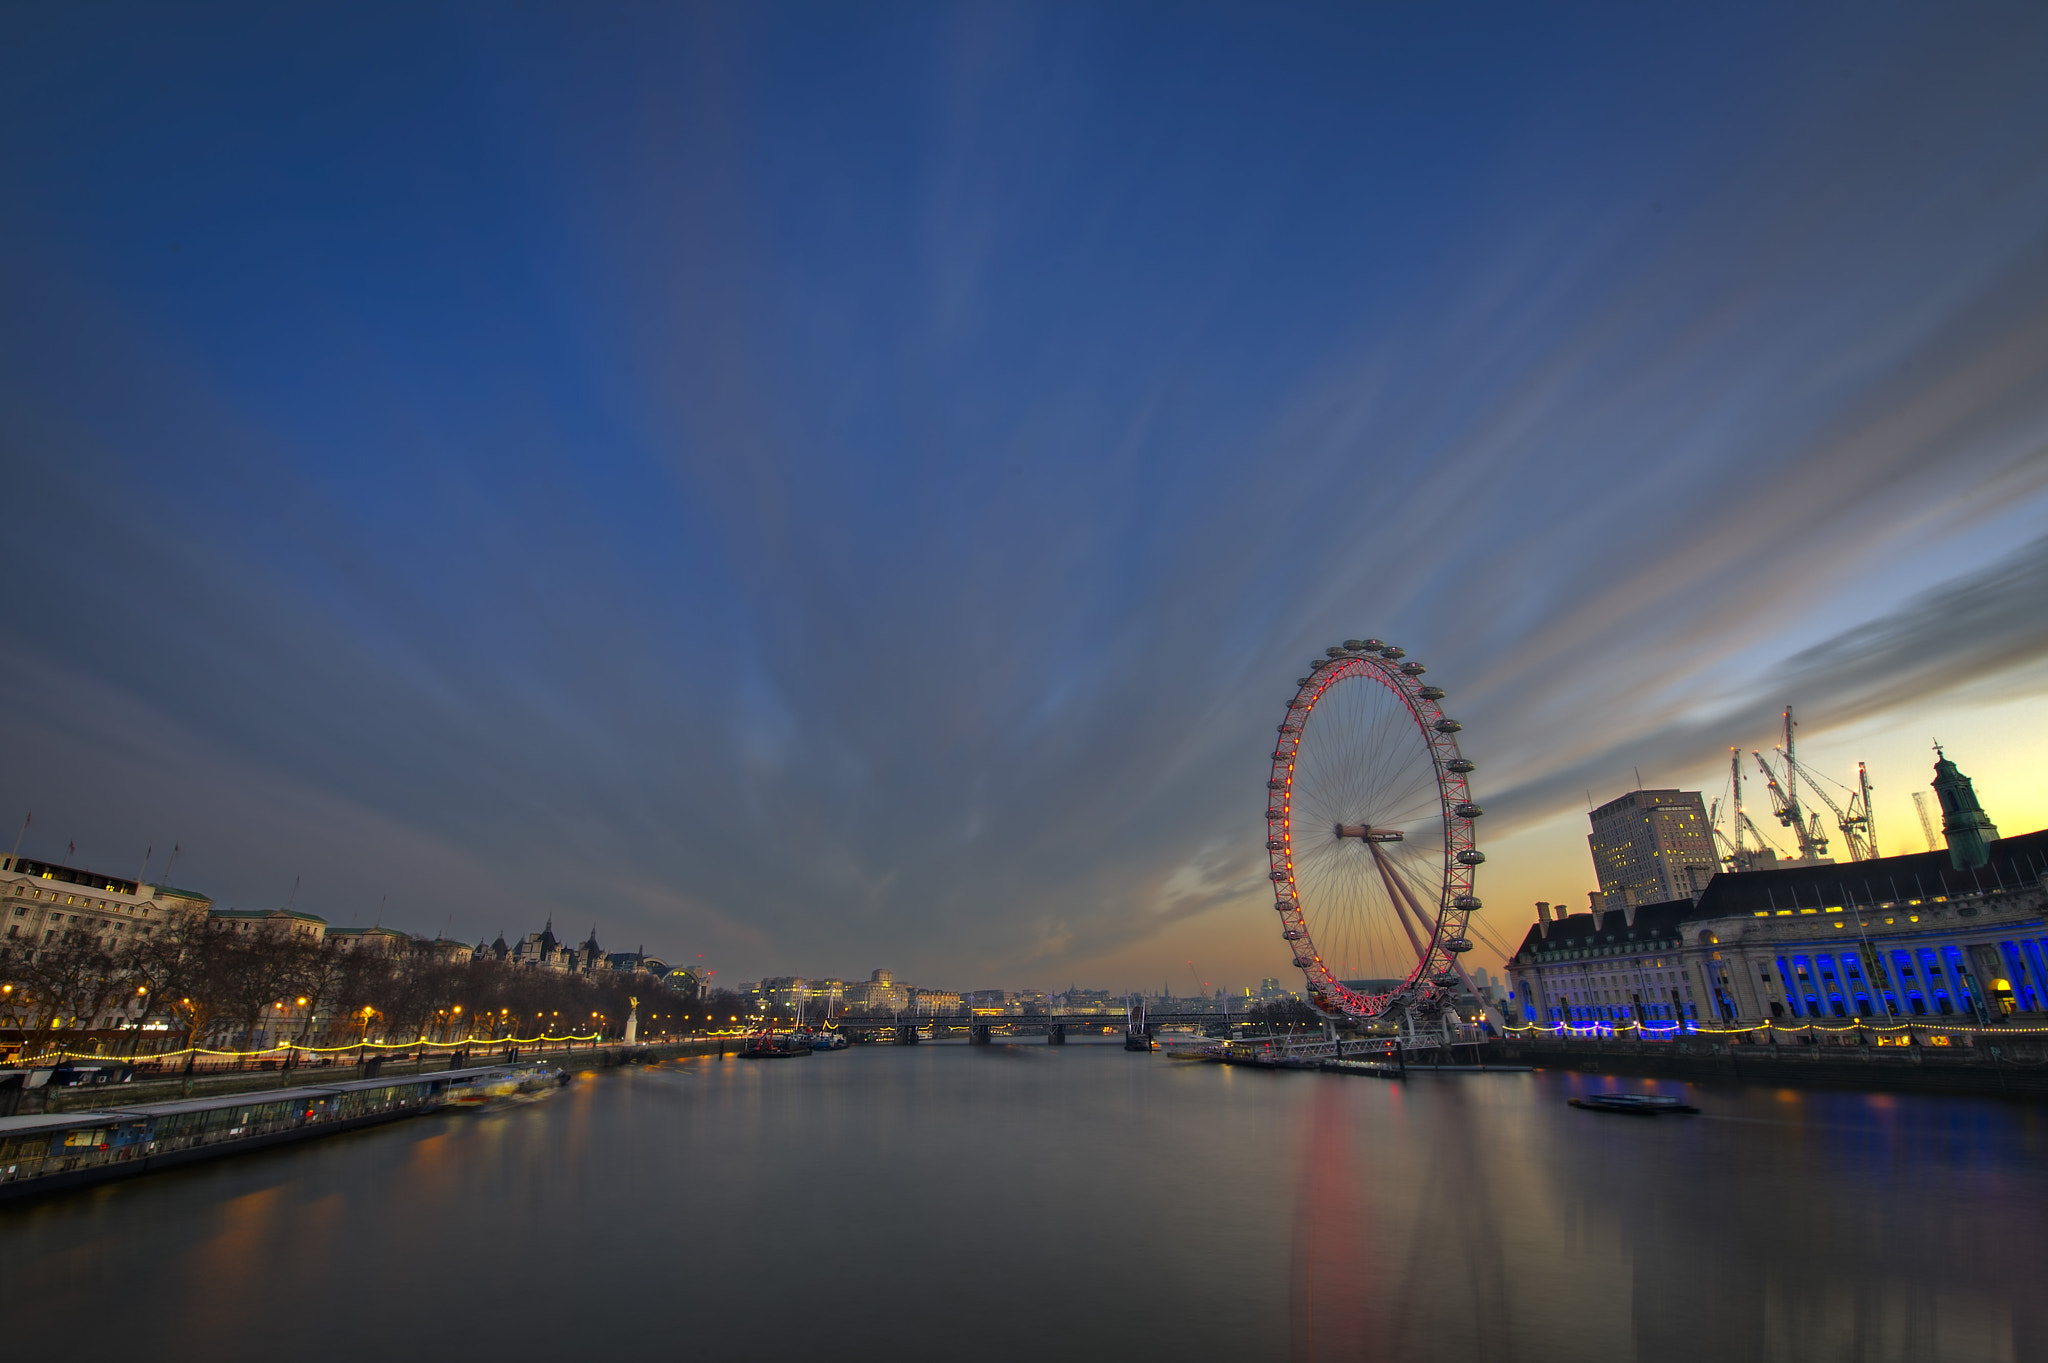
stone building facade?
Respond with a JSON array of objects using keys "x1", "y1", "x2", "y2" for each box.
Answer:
[
  {"x1": 1508, "y1": 829, "x2": 2048, "y2": 1030},
  {"x1": 1, "y1": 854, "x2": 213, "y2": 964}
]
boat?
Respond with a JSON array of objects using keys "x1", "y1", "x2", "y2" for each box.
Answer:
[
  {"x1": 737, "y1": 1028, "x2": 813, "y2": 1059},
  {"x1": 800, "y1": 1031, "x2": 849, "y2": 1051},
  {"x1": 1124, "y1": 1034, "x2": 1156, "y2": 1051},
  {"x1": 445, "y1": 1064, "x2": 568, "y2": 1107},
  {"x1": 1569, "y1": 1092, "x2": 1698, "y2": 1116}
]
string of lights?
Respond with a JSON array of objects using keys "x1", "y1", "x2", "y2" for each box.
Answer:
[
  {"x1": 9, "y1": 1028, "x2": 760, "y2": 1065},
  {"x1": 1505, "y1": 1019, "x2": 2048, "y2": 1037}
]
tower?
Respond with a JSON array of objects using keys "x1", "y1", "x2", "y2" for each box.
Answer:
[{"x1": 1931, "y1": 745, "x2": 1999, "y2": 871}]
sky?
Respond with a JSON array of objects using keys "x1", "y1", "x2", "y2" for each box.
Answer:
[{"x1": 4, "y1": 3, "x2": 2047, "y2": 995}]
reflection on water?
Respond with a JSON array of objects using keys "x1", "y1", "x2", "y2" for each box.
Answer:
[{"x1": 2, "y1": 1046, "x2": 2042, "y2": 1361}]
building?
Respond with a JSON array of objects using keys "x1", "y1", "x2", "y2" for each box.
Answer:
[
  {"x1": 328, "y1": 925, "x2": 412, "y2": 954},
  {"x1": 843, "y1": 968, "x2": 909, "y2": 1014},
  {"x1": 508, "y1": 920, "x2": 588, "y2": 972},
  {"x1": 1587, "y1": 789, "x2": 1720, "y2": 907},
  {"x1": 414, "y1": 936, "x2": 474, "y2": 964},
  {"x1": 1507, "y1": 827, "x2": 2048, "y2": 1029},
  {"x1": 2, "y1": 854, "x2": 213, "y2": 965},
  {"x1": 604, "y1": 949, "x2": 668, "y2": 977},
  {"x1": 207, "y1": 908, "x2": 327, "y2": 941},
  {"x1": 1934, "y1": 746, "x2": 1999, "y2": 870}
]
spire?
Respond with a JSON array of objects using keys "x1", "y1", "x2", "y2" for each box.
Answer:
[{"x1": 1931, "y1": 745, "x2": 1999, "y2": 871}]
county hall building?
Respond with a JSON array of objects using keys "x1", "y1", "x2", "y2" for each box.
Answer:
[{"x1": 1506, "y1": 754, "x2": 2048, "y2": 1030}]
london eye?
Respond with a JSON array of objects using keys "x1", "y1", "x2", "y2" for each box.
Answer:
[{"x1": 1266, "y1": 639, "x2": 1482, "y2": 1022}]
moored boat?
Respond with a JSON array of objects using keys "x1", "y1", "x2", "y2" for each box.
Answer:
[
  {"x1": 737, "y1": 1028, "x2": 813, "y2": 1059},
  {"x1": 1569, "y1": 1092, "x2": 1698, "y2": 1115},
  {"x1": 446, "y1": 1064, "x2": 567, "y2": 1106}
]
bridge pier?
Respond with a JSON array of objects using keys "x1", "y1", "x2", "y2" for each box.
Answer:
[
  {"x1": 1047, "y1": 1023, "x2": 1066, "y2": 1045},
  {"x1": 969, "y1": 1024, "x2": 992, "y2": 1046},
  {"x1": 896, "y1": 1023, "x2": 919, "y2": 1045}
]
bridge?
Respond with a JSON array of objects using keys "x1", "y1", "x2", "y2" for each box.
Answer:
[
  {"x1": 823, "y1": 1012, "x2": 1351, "y2": 1047},
  {"x1": 811, "y1": 1012, "x2": 1227, "y2": 1044}
]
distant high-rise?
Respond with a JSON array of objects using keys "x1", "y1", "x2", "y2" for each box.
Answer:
[
  {"x1": 1932, "y1": 747, "x2": 1999, "y2": 870},
  {"x1": 1588, "y1": 789, "x2": 1718, "y2": 907}
]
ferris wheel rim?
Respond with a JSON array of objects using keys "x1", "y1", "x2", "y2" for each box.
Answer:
[{"x1": 1265, "y1": 641, "x2": 1481, "y2": 1022}]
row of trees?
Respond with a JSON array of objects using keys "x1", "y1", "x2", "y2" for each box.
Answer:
[{"x1": 0, "y1": 918, "x2": 706, "y2": 1058}]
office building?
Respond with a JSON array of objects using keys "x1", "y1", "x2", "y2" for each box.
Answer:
[{"x1": 1588, "y1": 789, "x2": 1719, "y2": 907}]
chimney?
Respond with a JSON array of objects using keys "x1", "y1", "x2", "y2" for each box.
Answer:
[{"x1": 1535, "y1": 902, "x2": 1551, "y2": 938}]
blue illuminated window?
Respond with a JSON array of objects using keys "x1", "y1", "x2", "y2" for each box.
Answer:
[{"x1": 1943, "y1": 947, "x2": 1975, "y2": 1013}]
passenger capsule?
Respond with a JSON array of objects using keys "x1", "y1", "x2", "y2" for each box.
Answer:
[
  {"x1": 1294, "y1": 955, "x2": 1315, "y2": 969},
  {"x1": 1342, "y1": 639, "x2": 1367, "y2": 650},
  {"x1": 1453, "y1": 895, "x2": 1482, "y2": 911},
  {"x1": 1380, "y1": 646, "x2": 1406, "y2": 659},
  {"x1": 1326, "y1": 646, "x2": 1348, "y2": 657},
  {"x1": 1266, "y1": 807, "x2": 1287, "y2": 821},
  {"x1": 1266, "y1": 839, "x2": 1286, "y2": 851},
  {"x1": 1431, "y1": 972, "x2": 1459, "y2": 987},
  {"x1": 1360, "y1": 638, "x2": 1384, "y2": 650},
  {"x1": 1456, "y1": 849, "x2": 1486, "y2": 865},
  {"x1": 1270, "y1": 869, "x2": 1292, "y2": 882},
  {"x1": 1433, "y1": 718, "x2": 1463, "y2": 734},
  {"x1": 1275, "y1": 898, "x2": 1299, "y2": 912},
  {"x1": 1296, "y1": 677, "x2": 1313, "y2": 687},
  {"x1": 1443, "y1": 937, "x2": 1473, "y2": 953},
  {"x1": 1400, "y1": 661, "x2": 1426, "y2": 675},
  {"x1": 1455, "y1": 802, "x2": 1484, "y2": 819},
  {"x1": 1419, "y1": 686, "x2": 1447, "y2": 701},
  {"x1": 1283, "y1": 929, "x2": 1304, "y2": 941},
  {"x1": 1446, "y1": 757, "x2": 1474, "y2": 773}
]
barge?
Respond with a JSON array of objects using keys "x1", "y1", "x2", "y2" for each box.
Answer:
[{"x1": 0, "y1": 1065, "x2": 552, "y2": 1203}]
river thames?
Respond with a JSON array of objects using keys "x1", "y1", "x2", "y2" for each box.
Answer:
[{"x1": 3, "y1": 1042, "x2": 2042, "y2": 1361}]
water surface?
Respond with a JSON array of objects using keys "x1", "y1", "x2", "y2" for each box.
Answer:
[{"x1": 2, "y1": 1043, "x2": 2041, "y2": 1360}]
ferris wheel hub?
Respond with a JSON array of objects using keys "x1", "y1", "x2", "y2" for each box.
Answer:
[{"x1": 1333, "y1": 824, "x2": 1403, "y2": 842}]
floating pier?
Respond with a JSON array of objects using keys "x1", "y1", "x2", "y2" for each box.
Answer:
[{"x1": 0, "y1": 1065, "x2": 545, "y2": 1203}]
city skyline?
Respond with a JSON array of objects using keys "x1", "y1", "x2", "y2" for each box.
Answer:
[{"x1": 4, "y1": 5, "x2": 2047, "y2": 991}]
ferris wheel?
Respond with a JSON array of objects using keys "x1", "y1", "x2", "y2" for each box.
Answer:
[{"x1": 1266, "y1": 638, "x2": 1483, "y2": 1022}]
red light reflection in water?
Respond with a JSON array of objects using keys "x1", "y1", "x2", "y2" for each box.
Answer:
[{"x1": 1289, "y1": 1080, "x2": 1387, "y2": 1362}]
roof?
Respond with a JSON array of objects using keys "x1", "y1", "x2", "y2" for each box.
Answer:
[
  {"x1": 1511, "y1": 899, "x2": 1694, "y2": 959},
  {"x1": 0, "y1": 1066, "x2": 539, "y2": 1134},
  {"x1": 208, "y1": 908, "x2": 328, "y2": 924},
  {"x1": 1690, "y1": 827, "x2": 2047, "y2": 917},
  {"x1": 0, "y1": 1109, "x2": 133, "y2": 1136}
]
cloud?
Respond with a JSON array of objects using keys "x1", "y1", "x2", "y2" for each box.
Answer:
[{"x1": 3, "y1": 4, "x2": 2047, "y2": 990}]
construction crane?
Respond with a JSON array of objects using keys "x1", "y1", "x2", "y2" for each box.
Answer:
[
  {"x1": 1770, "y1": 749, "x2": 1879, "y2": 860},
  {"x1": 1728, "y1": 747, "x2": 1744, "y2": 870},
  {"x1": 1753, "y1": 748, "x2": 1830, "y2": 861},
  {"x1": 1711, "y1": 747, "x2": 1784, "y2": 872},
  {"x1": 1768, "y1": 734, "x2": 1880, "y2": 860},
  {"x1": 1913, "y1": 791, "x2": 1940, "y2": 852}
]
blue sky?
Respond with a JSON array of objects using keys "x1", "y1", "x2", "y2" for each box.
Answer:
[{"x1": 5, "y1": 3, "x2": 2046, "y2": 991}]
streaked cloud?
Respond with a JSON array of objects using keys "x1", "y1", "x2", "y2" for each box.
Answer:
[{"x1": 2, "y1": 4, "x2": 2045, "y2": 988}]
